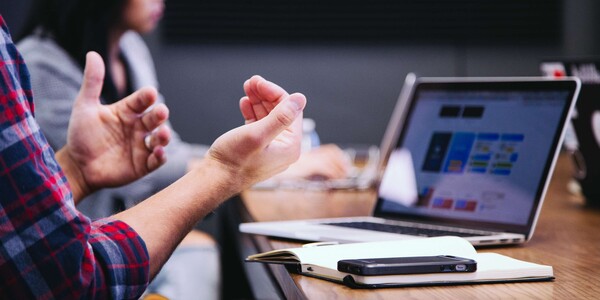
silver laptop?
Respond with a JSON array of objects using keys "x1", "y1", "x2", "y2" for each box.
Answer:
[{"x1": 240, "y1": 74, "x2": 581, "y2": 246}]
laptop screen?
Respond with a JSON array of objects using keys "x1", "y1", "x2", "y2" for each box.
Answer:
[{"x1": 374, "y1": 79, "x2": 579, "y2": 234}]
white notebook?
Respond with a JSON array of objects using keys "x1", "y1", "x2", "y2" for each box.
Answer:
[{"x1": 246, "y1": 236, "x2": 553, "y2": 288}]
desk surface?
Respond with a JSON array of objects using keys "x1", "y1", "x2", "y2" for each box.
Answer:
[{"x1": 238, "y1": 154, "x2": 600, "y2": 299}]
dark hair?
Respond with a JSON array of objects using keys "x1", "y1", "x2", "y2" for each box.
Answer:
[{"x1": 18, "y1": 0, "x2": 128, "y2": 103}]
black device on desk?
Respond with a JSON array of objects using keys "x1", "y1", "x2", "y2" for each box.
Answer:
[
  {"x1": 337, "y1": 255, "x2": 477, "y2": 276},
  {"x1": 541, "y1": 59, "x2": 600, "y2": 206}
]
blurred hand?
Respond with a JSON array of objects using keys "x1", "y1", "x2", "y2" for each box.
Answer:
[
  {"x1": 57, "y1": 52, "x2": 171, "y2": 201},
  {"x1": 276, "y1": 144, "x2": 352, "y2": 180},
  {"x1": 205, "y1": 75, "x2": 306, "y2": 190}
]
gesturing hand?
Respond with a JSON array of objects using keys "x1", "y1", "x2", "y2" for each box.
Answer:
[
  {"x1": 205, "y1": 75, "x2": 306, "y2": 191},
  {"x1": 56, "y1": 52, "x2": 171, "y2": 202},
  {"x1": 240, "y1": 77, "x2": 350, "y2": 181}
]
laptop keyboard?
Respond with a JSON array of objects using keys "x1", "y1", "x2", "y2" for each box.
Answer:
[{"x1": 324, "y1": 221, "x2": 492, "y2": 237}]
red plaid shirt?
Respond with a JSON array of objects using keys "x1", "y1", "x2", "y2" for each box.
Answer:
[{"x1": 0, "y1": 16, "x2": 149, "y2": 299}]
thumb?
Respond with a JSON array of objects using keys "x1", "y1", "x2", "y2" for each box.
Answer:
[
  {"x1": 253, "y1": 93, "x2": 306, "y2": 143},
  {"x1": 76, "y1": 52, "x2": 105, "y2": 104}
]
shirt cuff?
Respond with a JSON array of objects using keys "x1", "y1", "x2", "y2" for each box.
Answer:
[{"x1": 89, "y1": 218, "x2": 150, "y2": 299}]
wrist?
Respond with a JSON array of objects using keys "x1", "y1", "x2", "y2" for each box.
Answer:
[
  {"x1": 192, "y1": 157, "x2": 245, "y2": 198},
  {"x1": 55, "y1": 147, "x2": 92, "y2": 203}
]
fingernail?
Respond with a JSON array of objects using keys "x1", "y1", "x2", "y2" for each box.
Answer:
[{"x1": 289, "y1": 94, "x2": 305, "y2": 111}]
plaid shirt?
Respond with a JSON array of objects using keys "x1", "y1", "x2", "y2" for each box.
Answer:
[{"x1": 0, "y1": 16, "x2": 149, "y2": 299}]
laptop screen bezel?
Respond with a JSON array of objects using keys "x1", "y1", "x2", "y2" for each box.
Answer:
[{"x1": 372, "y1": 77, "x2": 580, "y2": 237}]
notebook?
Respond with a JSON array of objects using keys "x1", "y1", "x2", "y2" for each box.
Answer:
[
  {"x1": 240, "y1": 74, "x2": 581, "y2": 246},
  {"x1": 245, "y1": 237, "x2": 554, "y2": 288}
]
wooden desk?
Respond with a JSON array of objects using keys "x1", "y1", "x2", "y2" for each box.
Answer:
[{"x1": 236, "y1": 154, "x2": 600, "y2": 299}]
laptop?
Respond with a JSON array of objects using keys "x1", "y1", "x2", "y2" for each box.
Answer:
[{"x1": 240, "y1": 74, "x2": 581, "y2": 246}]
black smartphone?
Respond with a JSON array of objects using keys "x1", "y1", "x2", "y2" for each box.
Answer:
[{"x1": 337, "y1": 255, "x2": 477, "y2": 276}]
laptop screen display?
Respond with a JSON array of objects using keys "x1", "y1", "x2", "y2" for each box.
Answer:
[{"x1": 376, "y1": 80, "x2": 577, "y2": 232}]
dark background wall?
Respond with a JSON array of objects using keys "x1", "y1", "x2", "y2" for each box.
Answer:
[{"x1": 2, "y1": 0, "x2": 599, "y2": 147}]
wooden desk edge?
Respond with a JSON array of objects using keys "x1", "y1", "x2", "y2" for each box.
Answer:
[{"x1": 236, "y1": 198, "x2": 309, "y2": 300}]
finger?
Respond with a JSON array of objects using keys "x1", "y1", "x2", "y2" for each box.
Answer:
[
  {"x1": 77, "y1": 52, "x2": 105, "y2": 104},
  {"x1": 244, "y1": 76, "x2": 290, "y2": 121},
  {"x1": 243, "y1": 75, "x2": 269, "y2": 104},
  {"x1": 316, "y1": 158, "x2": 350, "y2": 179},
  {"x1": 304, "y1": 150, "x2": 351, "y2": 179},
  {"x1": 146, "y1": 125, "x2": 171, "y2": 149},
  {"x1": 120, "y1": 87, "x2": 159, "y2": 114},
  {"x1": 255, "y1": 77, "x2": 289, "y2": 103},
  {"x1": 331, "y1": 155, "x2": 353, "y2": 177},
  {"x1": 329, "y1": 161, "x2": 351, "y2": 178},
  {"x1": 243, "y1": 77, "x2": 260, "y2": 103},
  {"x1": 251, "y1": 101, "x2": 270, "y2": 121},
  {"x1": 252, "y1": 93, "x2": 306, "y2": 144},
  {"x1": 262, "y1": 99, "x2": 276, "y2": 112},
  {"x1": 245, "y1": 75, "x2": 289, "y2": 104},
  {"x1": 240, "y1": 96, "x2": 257, "y2": 123},
  {"x1": 154, "y1": 125, "x2": 171, "y2": 147},
  {"x1": 141, "y1": 103, "x2": 169, "y2": 132},
  {"x1": 259, "y1": 101, "x2": 278, "y2": 120},
  {"x1": 311, "y1": 169, "x2": 343, "y2": 180},
  {"x1": 147, "y1": 146, "x2": 167, "y2": 171}
]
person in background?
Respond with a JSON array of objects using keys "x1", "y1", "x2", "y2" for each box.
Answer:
[
  {"x1": 18, "y1": 0, "x2": 350, "y2": 218},
  {"x1": 1, "y1": 13, "x2": 307, "y2": 298},
  {"x1": 17, "y1": 0, "x2": 349, "y2": 298}
]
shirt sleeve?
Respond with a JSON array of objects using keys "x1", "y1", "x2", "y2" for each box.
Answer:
[{"x1": 0, "y1": 16, "x2": 149, "y2": 299}]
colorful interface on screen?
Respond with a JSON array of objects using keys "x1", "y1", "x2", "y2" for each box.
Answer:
[{"x1": 379, "y1": 89, "x2": 569, "y2": 226}]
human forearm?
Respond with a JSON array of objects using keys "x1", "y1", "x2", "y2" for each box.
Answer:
[{"x1": 112, "y1": 158, "x2": 241, "y2": 278}]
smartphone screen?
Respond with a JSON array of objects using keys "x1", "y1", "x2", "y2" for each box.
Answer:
[{"x1": 337, "y1": 255, "x2": 477, "y2": 276}]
